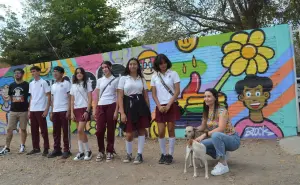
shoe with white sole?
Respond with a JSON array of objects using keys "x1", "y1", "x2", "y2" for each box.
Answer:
[
  {"x1": 0, "y1": 147, "x2": 10, "y2": 155},
  {"x1": 19, "y1": 144, "x2": 26, "y2": 154},
  {"x1": 73, "y1": 152, "x2": 85, "y2": 161},
  {"x1": 211, "y1": 162, "x2": 229, "y2": 176},
  {"x1": 84, "y1": 151, "x2": 92, "y2": 161},
  {"x1": 106, "y1": 152, "x2": 114, "y2": 162}
]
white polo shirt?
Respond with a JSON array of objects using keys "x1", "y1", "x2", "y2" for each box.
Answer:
[
  {"x1": 118, "y1": 75, "x2": 147, "y2": 96},
  {"x1": 96, "y1": 75, "x2": 119, "y2": 105},
  {"x1": 70, "y1": 82, "x2": 93, "y2": 109},
  {"x1": 29, "y1": 78, "x2": 51, "y2": 111},
  {"x1": 51, "y1": 80, "x2": 71, "y2": 112},
  {"x1": 150, "y1": 69, "x2": 180, "y2": 105}
]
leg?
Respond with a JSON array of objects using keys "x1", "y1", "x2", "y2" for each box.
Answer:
[
  {"x1": 193, "y1": 154, "x2": 197, "y2": 177},
  {"x1": 95, "y1": 106, "x2": 106, "y2": 153},
  {"x1": 184, "y1": 147, "x2": 191, "y2": 173},
  {"x1": 61, "y1": 112, "x2": 70, "y2": 152},
  {"x1": 203, "y1": 158, "x2": 209, "y2": 179},
  {"x1": 189, "y1": 150, "x2": 193, "y2": 167},
  {"x1": 37, "y1": 112, "x2": 50, "y2": 150},
  {"x1": 76, "y1": 122, "x2": 84, "y2": 153},
  {"x1": 6, "y1": 112, "x2": 18, "y2": 148},
  {"x1": 137, "y1": 128, "x2": 145, "y2": 154},
  {"x1": 201, "y1": 138, "x2": 217, "y2": 159},
  {"x1": 30, "y1": 112, "x2": 40, "y2": 149},
  {"x1": 52, "y1": 112, "x2": 62, "y2": 152},
  {"x1": 167, "y1": 122, "x2": 176, "y2": 156},
  {"x1": 19, "y1": 112, "x2": 28, "y2": 145},
  {"x1": 105, "y1": 103, "x2": 116, "y2": 153},
  {"x1": 157, "y1": 122, "x2": 166, "y2": 155}
]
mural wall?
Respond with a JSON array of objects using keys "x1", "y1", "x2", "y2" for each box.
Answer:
[{"x1": 0, "y1": 24, "x2": 298, "y2": 139}]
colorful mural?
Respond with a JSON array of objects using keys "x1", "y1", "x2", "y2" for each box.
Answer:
[{"x1": 0, "y1": 24, "x2": 298, "y2": 139}]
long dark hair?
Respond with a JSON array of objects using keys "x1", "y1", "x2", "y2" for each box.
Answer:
[
  {"x1": 124, "y1": 58, "x2": 144, "y2": 78},
  {"x1": 153, "y1": 54, "x2": 172, "y2": 72},
  {"x1": 203, "y1": 88, "x2": 219, "y2": 121},
  {"x1": 73, "y1": 67, "x2": 88, "y2": 89}
]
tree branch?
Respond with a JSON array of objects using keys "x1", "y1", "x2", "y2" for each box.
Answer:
[
  {"x1": 235, "y1": 0, "x2": 246, "y2": 12},
  {"x1": 227, "y1": 0, "x2": 243, "y2": 29}
]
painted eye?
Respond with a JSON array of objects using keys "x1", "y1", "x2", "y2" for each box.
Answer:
[
  {"x1": 246, "y1": 91, "x2": 251, "y2": 97},
  {"x1": 255, "y1": 91, "x2": 261, "y2": 96}
]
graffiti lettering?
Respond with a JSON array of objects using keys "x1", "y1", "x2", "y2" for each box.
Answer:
[{"x1": 244, "y1": 127, "x2": 275, "y2": 138}]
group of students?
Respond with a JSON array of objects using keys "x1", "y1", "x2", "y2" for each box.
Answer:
[
  {"x1": 0, "y1": 54, "x2": 182, "y2": 165},
  {"x1": 0, "y1": 53, "x2": 240, "y2": 176}
]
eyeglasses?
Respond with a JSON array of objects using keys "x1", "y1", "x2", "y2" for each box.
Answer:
[{"x1": 14, "y1": 72, "x2": 22, "y2": 75}]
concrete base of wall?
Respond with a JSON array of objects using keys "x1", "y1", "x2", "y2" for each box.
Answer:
[{"x1": 279, "y1": 136, "x2": 300, "y2": 155}]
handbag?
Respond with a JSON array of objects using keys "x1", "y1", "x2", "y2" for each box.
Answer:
[{"x1": 157, "y1": 73, "x2": 185, "y2": 115}]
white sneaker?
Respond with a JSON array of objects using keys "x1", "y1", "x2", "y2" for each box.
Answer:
[
  {"x1": 73, "y1": 152, "x2": 85, "y2": 161},
  {"x1": 84, "y1": 151, "x2": 92, "y2": 161},
  {"x1": 19, "y1": 145, "x2": 26, "y2": 154},
  {"x1": 106, "y1": 152, "x2": 114, "y2": 162},
  {"x1": 0, "y1": 147, "x2": 10, "y2": 155},
  {"x1": 211, "y1": 162, "x2": 229, "y2": 176}
]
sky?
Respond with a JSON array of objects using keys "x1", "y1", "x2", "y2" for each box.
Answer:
[{"x1": 0, "y1": 0, "x2": 23, "y2": 16}]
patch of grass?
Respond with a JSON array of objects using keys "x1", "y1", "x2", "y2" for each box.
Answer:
[{"x1": 173, "y1": 60, "x2": 207, "y2": 78}]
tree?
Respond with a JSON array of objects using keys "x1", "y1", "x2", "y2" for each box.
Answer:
[
  {"x1": 0, "y1": 0, "x2": 133, "y2": 65},
  {"x1": 117, "y1": 0, "x2": 300, "y2": 43}
]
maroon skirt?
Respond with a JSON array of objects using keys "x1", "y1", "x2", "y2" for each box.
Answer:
[
  {"x1": 124, "y1": 113, "x2": 150, "y2": 133},
  {"x1": 155, "y1": 103, "x2": 180, "y2": 123},
  {"x1": 74, "y1": 107, "x2": 90, "y2": 123}
]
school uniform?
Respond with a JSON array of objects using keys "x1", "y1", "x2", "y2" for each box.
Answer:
[
  {"x1": 118, "y1": 75, "x2": 151, "y2": 132},
  {"x1": 95, "y1": 75, "x2": 119, "y2": 153},
  {"x1": 51, "y1": 80, "x2": 71, "y2": 152},
  {"x1": 70, "y1": 82, "x2": 93, "y2": 123},
  {"x1": 29, "y1": 78, "x2": 50, "y2": 150},
  {"x1": 150, "y1": 69, "x2": 181, "y2": 123}
]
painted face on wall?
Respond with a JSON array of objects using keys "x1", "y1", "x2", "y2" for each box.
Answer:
[
  {"x1": 140, "y1": 57, "x2": 154, "y2": 81},
  {"x1": 238, "y1": 85, "x2": 270, "y2": 111},
  {"x1": 0, "y1": 85, "x2": 10, "y2": 102}
]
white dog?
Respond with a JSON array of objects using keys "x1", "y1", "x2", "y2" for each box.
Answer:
[{"x1": 184, "y1": 126, "x2": 209, "y2": 179}]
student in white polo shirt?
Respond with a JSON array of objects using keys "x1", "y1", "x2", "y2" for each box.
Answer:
[
  {"x1": 48, "y1": 66, "x2": 72, "y2": 159},
  {"x1": 118, "y1": 58, "x2": 151, "y2": 164},
  {"x1": 27, "y1": 66, "x2": 51, "y2": 156},
  {"x1": 151, "y1": 54, "x2": 181, "y2": 165},
  {"x1": 94, "y1": 61, "x2": 119, "y2": 162},
  {"x1": 70, "y1": 67, "x2": 93, "y2": 161}
]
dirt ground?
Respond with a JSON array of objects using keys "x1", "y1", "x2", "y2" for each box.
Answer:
[{"x1": 0, "y1": 134, "x2": 300, "y2": 185}]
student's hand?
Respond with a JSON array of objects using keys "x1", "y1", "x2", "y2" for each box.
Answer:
[
  {"x1": 113, "y1": 111, "x2": 118, "y2": 121},
  {"x1": 195, "y1": 133, "x2": 207, "y2": 142},
  {"x1": 71, "y1": 112, "x2": 76, "y2": 121},
  {"x1": 164, "y1": 104, "x2": 171, "y2": 113},
  {"x1": 82, "y1": 111, "x2": 89, "y2": 121},
  {"x1": 28, "y1": 111, "x2": 31, "y2": 119},
  {"x1": 121, "y1": 112, "x2": 127, "y2": 123},
  {"x1": 50, "y1": 112, "x2": 53, "y2": 122},
  {"x1": 158, "y1": 105, "x2": 165, "y2": 113},
  {"x1": 42, "y1": 109, "x2": 49, "y2": 118}
]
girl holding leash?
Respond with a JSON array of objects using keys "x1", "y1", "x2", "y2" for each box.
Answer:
[
  {"x1": 94, "y1": 61, "x2": 119, "y2": 162},
  {"x1": 151, "y1": 54, "x2": 181, "y2": 165},
  {"x1": 118, "y1": 58, "x2": 151, "y2": 164},
  {"x1": 195, "y1": 88, "x2": 240, "y2": 176},
  {"x1": 70, "y1": 67, "x2": 93, "y2": 161}
]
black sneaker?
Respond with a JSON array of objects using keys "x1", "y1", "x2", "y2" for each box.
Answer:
[
  {"x1": 73, "y1": 152, "x2": 85, "y2": 161},
  {"x1": 61, "y1": 151, "x2": 72, "y2": 159},
  {"x1": 0, "y1": 147, "x2": 10, "y2": 155},
  {"x1": 123, "y1": 153, "x2": 133, "y2": 163},
  {"x1": 42, "y1": 149, "x2": 49, "y2": 157},
  {"x1": 165, "y1": 154, "x2": 173, "y2": 165},
  {"x1": 133, "y1": 153, "x2": 143, "y2": 164},
  {"x1": 26, "y1": 148, "x2": 41, "y2": 155},
  {"x1": 159, "y1": 154, "x2": 166, "y2": 164},
  {"x1": 47, "y1": 150, "x2": 63, "y2": 158}
]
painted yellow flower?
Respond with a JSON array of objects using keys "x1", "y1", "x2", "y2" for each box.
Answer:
[{"x1": 221, "y1": 29, "x2": 275, "y2": 76}]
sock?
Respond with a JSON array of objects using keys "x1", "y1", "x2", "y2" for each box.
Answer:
[
  {"x1": 158, "y1": 138, "x2": 166, "y2": 155},
  {"x1": 126, "y1": 141, "x2": 133, "y2": 154},
  {"x1": 169, "y1": 137, "x2": 176, "y2": 156},
  {"x1": 137, "y1": 136, "x2": 145, "y2": 154},
  {"x1": 83, "y1": 142, "x2": 90, "y2": 152},
  {"x1": 78, "y1": 140, "x2": 83, "y2": 153}
]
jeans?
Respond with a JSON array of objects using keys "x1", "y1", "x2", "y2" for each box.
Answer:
[{"x1": 201, "y1": 132, "x2": 240, "y2": 159}]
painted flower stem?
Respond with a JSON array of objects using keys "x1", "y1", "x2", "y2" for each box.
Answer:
[{"x1": 214, "y1": 70, "x2": 231, "y2": 91}]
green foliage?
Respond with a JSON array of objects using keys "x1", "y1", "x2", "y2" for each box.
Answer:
[{"x1": 0, "y1": 0, "x2": 133, "y2": 65}]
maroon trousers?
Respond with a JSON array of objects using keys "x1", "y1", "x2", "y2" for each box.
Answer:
[
  {"x1": 96, "y1": 103, "x2": 116, "y2": 153},
  {"x1": 30, "y1": 111, "x2": 50, "y2": 150},
  {"x1": 52, "y1": 111, "x2": 70, "y2": 152}
]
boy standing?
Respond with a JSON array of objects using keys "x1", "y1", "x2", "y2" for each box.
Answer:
[
  {"x1": 27, "y1": 66, "x2": 51, "y2": 156},
  {"x1": 47, "y1": 66, "x2": 72, "y2": 159},
  {"x1": 0, "y1": 68, "x2": 29, "y2": 155}
]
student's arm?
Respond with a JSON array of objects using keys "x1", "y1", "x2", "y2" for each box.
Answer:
[
  {"x1": 94, "y1": 80, "x2": 100, "y2": 121},
  {"x1": 118, "y1": 77, "x2": 126, "y2": 123},
  {"x1": 50, "y1": 95, "x2": 54, "y2": 122},
  {"x1": 43, "y1": 81, "x2": 51, "y2": 117},
  {"x1": 151, "y1": 76, "x2": 165, "y2": 113},
  {"x1": 142, "y1": 79, "x2": 150, "y2": 107},
  {"x1": 70, "y1": 95, "x2": 75, "y2": 121},
  {"x1": 113, "y1": 79, "x2": 119, "y2": 120}
]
